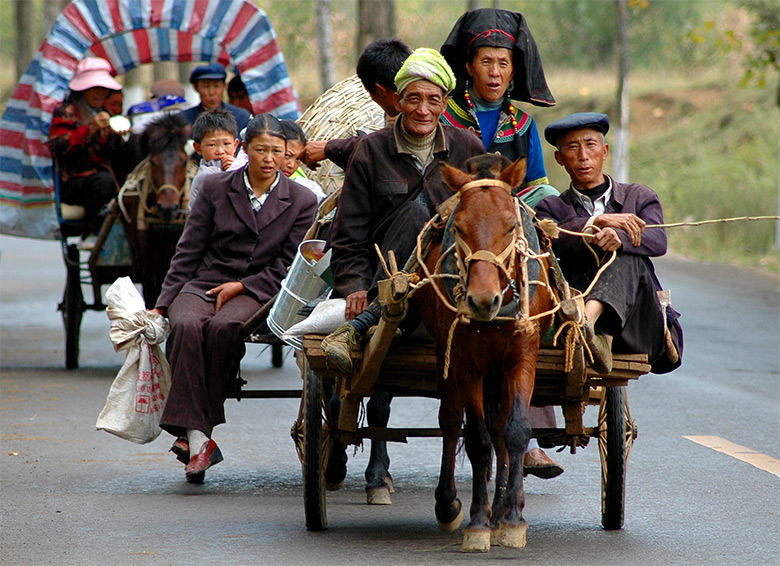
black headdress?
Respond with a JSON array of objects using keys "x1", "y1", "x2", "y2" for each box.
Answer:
[{"x1": 441, "y1": 8, "x2": 555, "y2": 107}]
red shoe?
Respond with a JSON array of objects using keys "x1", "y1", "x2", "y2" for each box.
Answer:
[
  {"x1": 170, "y1": 437, "x2": 189, "y2": 464},
  {"x1": 185, "y1": 439, "x2": 223, "y2": 484}
]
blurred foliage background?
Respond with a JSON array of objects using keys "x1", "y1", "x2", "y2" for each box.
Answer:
[{"x1": 0, "y1": 0, "x2": 777, "y2": 268}]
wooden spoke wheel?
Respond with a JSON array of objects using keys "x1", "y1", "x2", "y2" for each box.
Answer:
[
  {"x1": 598, "y1": 386, "x2": 636, "y2": 530},
  {"x1": 301, "y1": 365, "x2": 328, "y2": 530}
]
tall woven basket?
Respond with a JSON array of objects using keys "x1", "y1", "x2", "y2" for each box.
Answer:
[{"x1": 297, "y1": 75, "x2": 385, "y2": 195}]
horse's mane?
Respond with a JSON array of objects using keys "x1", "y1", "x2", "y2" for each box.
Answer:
[
  {"x1": 142, "y1": 114, "x2": 190, "y2": 155},
  {"x1": 465, "y1": 154, "x2": 513, "y2": 181}
]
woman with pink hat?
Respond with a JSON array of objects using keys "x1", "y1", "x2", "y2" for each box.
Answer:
[{"x1": 48, "y1": 57, "x2": 128, "y2": 239}]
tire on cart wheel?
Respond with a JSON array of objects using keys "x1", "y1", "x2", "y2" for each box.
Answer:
[
  {"x1": 62, "y1": 244, "x2": 84, "y2": 370},
  {"x1": 302, "y1": 366, "x2": 327, "y2": 530},
  {"x1": 599, "y1": 385, "x2": 635, "y2": 530}
]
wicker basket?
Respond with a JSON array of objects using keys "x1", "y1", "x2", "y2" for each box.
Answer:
[{"x1": 297, "y1": 75, "x2": 385, "y2": 195}]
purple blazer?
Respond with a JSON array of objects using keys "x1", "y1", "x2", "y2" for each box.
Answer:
[
  {"x1": 155, "y1": 168, "x2": 318, "y2": 309},
  {"x1": 534, "y1": 176, "x2": 667, "y2": 267}
]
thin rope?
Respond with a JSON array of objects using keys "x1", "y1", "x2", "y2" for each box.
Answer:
[{"x1": 645, "y1": 215, "x2": 779, "y2": 229}]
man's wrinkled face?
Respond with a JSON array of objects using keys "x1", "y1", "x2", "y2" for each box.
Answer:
[
  {"x1": 554, "y1": 128, "x2": 609, "y2": 191},
  {"x1": 466, "y1": 46, "x2": 514, "y2": 103},
  {"x1": 194, "y1": 79, "x2": 225, "y2": 111},
  {"x1": 395, "y1": 80, "x2": 447, "y2": 138}
]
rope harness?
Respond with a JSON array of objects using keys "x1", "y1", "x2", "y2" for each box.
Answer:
[{"x1": 404, "y1": 178, "x2": 559, "y2": 379}]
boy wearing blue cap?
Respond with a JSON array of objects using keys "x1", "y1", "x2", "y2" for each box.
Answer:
[
  {"x1": 177, "y1": 63, "x2": 251, "y2": 135},
  {"x1": 535, "y1": 112, "x2": 682, "y2": 376}
]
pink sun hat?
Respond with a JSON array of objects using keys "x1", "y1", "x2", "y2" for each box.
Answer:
[{"x1": 69, "y1": 57, "x2": 122, "y2": 92}]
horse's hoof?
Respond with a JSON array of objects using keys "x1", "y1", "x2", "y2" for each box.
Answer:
[
  {"x1": 366, "y1": 485, "x2": 392, "y2": 505},
  {"x1": 491, "y1": 520, "x2": 527, "y2": 549},
  {"x1": 435, "y1": 499, "x2": 463, "y2": 532},
  {"x1": 461, "y1": 527, "x2": 491, "y2": 553},
  {"x1": 325, "y1": 478, "x2": 345, "y2": 492},
  {"x1": 385, "y1": 474, "x2": 395, "y2": 494}
]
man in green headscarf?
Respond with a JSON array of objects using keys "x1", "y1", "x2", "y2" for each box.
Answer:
[
  {"x1": 323, "y1": 47, "x2": 483, "y2": 372},
  {"x1": 317, "y1": 47, "x2": 484, "y2": 504}
]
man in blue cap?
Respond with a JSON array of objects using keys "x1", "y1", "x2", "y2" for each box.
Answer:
[
  {"x1": 535, "y1": 112, "x2": 682, "y2": 376},
  {"x1": 177, "y1": 63, "x2": 251, "y2": 134}
]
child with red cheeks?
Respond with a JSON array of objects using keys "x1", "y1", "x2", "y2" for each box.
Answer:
[{"x1": 189, "y1": 110, "x2": 246, "y2": 209}]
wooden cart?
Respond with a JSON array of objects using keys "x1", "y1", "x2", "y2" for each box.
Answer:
[{"x1": 280, "y1": 275, "x2": 650, "y2": 532}]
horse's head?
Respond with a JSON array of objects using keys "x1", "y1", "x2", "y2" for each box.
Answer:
[
  {"x1": 440, "y1": 154, "x2": 527, "y2": 322},
  {"x1": 142, "y1": 114, "x2": 190, "y2": 221}
]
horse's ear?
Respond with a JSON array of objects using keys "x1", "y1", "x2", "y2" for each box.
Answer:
[
  {"x1": 440, "y1": 162, "x2": 472, "y2": 193},
  {"x1": 500, "y1": 156, "x2": 527, "y2": 191}
]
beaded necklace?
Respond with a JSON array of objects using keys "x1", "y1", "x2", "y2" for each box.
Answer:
[{"x1": 464, "y1": 85, "x2": 520, "y2": 136}]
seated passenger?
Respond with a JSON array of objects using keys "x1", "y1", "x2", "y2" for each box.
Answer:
[
  {"x1": 177, "y1": 63, "x2": 251, "y2": 141},
  {"x1": 227, "y1": 74, "x2": 254, "y2": 115},
  {"x1": 48, "y1": 57, "x2": 126, "y2": 238},
  {"x1": 535, "y1": 112, "x2": 682, "y2": 375},
  {"x1": 300, "y1": 39, "x2": 412, "y2": 171},
  {"x1": 279, "y1": 119, "x2": 326, "y2": 203},
  {"x1": 150, "y1": 114, "x2": 318, "y2": 483},
  {"x1": 104, "y1": 89, "x2": 124, "y2": 117},
  {"x1": 321, "y1": 47, "x2": 484, "y2": 370},
  {"x1": 188, "y1": 110, "x2": 242, "y2": 210}
]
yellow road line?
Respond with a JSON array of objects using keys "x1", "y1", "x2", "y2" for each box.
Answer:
[{"x1": 683, "y1": 435, "x2": 780, "y2": 478}]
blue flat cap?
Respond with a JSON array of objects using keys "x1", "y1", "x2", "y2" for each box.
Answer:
[
  {"x1": 544, "y1": 112, "x2": 609, "y2": 146},
  {"x1": 189, "y1": 63, "x2": 227, "y2": 84}
]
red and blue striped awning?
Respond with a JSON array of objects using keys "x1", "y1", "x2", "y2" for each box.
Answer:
[{"x1": 0, "y1": 0, "x2": 300, "y2": 239}]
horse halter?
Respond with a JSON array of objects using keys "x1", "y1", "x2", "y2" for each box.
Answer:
[{"x1": 450, "y1": 179, "x2": 526, "y2": 314}]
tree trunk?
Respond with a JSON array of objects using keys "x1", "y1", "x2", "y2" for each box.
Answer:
[
  {"x1": 613, "y1": 0, "x2": 630, "y2": 183},
  {"x1": 15, "y1": 0, "x2": 37, "y2": 82},
  {"x1": 356, "y1": 0, "x2": 397, "y2": 58},
  {"x1": 315, "y1": 0, "x2": 336, "y2": 92},
  {"x1": 42, "y1": 0, "x2": 68, "y2": 37}
]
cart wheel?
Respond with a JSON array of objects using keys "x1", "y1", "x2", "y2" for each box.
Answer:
[
  {"x1": 62, "y1": 244, "x2": 84, "y2": 370},
  {"x1": 598, "y1": 386, "x2": 636, "y2": 530},
  {"x1": 302, "y1": 366, "x2": 327, "y2": 530},
  {"x1": 271, "y1": 344, "x2": 284, "y2": 368}
]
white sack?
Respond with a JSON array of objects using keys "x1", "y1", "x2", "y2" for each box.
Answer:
[
  {"x1": 96, "y1": 277, "x2": 172, "y2": 444},
  {"x1": 283, "y1": 298, "x2": 347, "y2": 338}
]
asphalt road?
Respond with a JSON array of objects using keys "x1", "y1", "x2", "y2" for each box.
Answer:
[{"x1": 1, "y1": 234, "x2": 778, "y2": 566}]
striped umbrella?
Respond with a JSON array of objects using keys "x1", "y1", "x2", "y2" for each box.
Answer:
[{"x1": 0, "y1": 0, "x2": 300, "y2": 239}]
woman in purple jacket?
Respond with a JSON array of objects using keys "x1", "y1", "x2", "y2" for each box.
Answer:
[{"x1": 151, "y1": 114, "x2": 318, "y2": 483}]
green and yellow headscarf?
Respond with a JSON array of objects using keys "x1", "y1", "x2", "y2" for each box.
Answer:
[{"x1": 394, "y1": 48, "x2": 456, "y2": 95}]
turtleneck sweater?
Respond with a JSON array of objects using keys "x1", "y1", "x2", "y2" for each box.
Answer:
[{"x1": 398, "y1": 120, "x2": 436, "y2": 169}]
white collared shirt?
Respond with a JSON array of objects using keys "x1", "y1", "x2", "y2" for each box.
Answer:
[{"x1": 570, "y1": 177, "x2": 613, "y2": 230}]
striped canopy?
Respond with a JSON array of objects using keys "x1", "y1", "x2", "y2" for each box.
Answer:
[{"x1": 0, "y1": 0, "x2": 300, "y2": 239}]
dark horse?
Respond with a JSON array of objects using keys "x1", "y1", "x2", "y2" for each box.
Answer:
[
  {"x1": 413, "y1": 155, "x2": 559, "y2": 552},
  {"x1": 119, "y1": 113, "x2": 191, "y2": 306}
]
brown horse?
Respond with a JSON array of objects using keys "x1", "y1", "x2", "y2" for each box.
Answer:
[
  {"x1": 119, "y1": 114, "x2": 192, "y2": 306},
  {"x1": 413, "y1": 155, "x2": 559, "y2": 552}
]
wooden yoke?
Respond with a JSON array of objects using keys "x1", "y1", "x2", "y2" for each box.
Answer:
[{"x1": 338, "y1": 252, "x2": 410, "y2": 432}]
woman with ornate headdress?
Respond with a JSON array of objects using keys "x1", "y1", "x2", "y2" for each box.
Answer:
[{"x1": 441, "y1": 8, "x2": 558, "y2": 207}]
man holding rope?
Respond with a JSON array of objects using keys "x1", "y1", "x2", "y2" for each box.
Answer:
[{"x1": 535, "y1": 112, "x2": 682, "y2": 375}]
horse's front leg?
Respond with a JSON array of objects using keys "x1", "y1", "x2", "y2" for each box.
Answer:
[
  {"x1": 365, "y1": 391, "x2": 394, "y2": 504},
  {"x1": 435, "y1": 380, "x2": 464, "y2": 533},
  {"x1": 461, "y1": 379, "x2": 493, "y2": 553},
  {"x1": 493, "y1": 346, "x2": 538, "y2": 548}
]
